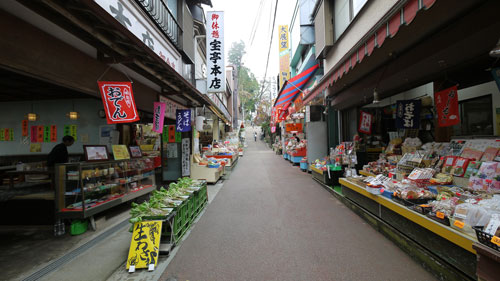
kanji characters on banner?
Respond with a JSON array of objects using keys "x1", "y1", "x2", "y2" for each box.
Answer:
[
  {"x1": 358, "y1": 111, "x2": 373, "y2": 134},
  {"x1": 98, "y1": 81, "x2": 140, "y2": 124},
  {"x1": 176, "y1": 109, "x2": 191, "y2": 132},
  {"x1": 22, "y1": 120, "x2": 29, "y2": 136},
  {"x1": 152, "y1": 102, "x2": 166, "y2": 133},
  {"x1": 435, "y1": 85, "x2": 459, "y2": 127},
  {"x1": 168, "y1": 125, "x2": 176, "y2": 143},
  {"x1": 396, "y1": 100, "x2": 421, "y2": 129},
  {"x1": 206, "y1": 12, "x2": 225, "y2": 93}
]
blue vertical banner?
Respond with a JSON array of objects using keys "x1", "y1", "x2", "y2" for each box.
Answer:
[
  {"x1": 396, "y1": 100, "x2": 421, "y2": 129},
  {"x1": 492, "y1": 67, "x2": 500, "y2": 92},
  {"x1": 176, "y1": 109, "x2": 192, "y2": 132}
]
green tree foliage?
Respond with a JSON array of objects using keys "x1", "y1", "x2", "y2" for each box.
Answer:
[{"x1": 228, "y1": 41, "x2": 260, "y2": 119}]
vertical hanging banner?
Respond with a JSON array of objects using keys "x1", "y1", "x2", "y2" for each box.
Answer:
[
  {"x1": 37, "y1": 126, "x2": 44, "y2": 142},
  {"x1": 31, "y1": 126, "x2": 38, "y2": 142},
  {"x1": 358, "y1": 111, "x2": 373, "y2": 134},
  {"x1": 44, "y1": 126, "x2": 51, "y2": 142},
  {"x1": 70, "y1": 125, "x2": 77, "y2": 141},
  {"x1": 162, "y1": 126, "x2": 169, "y2": 143},
  {"x1": 176, "y1": 109, "x2": 191, "y2": 132},
  {"x1": 98, "y1": 81, "x2": 140, "y2": 124},
  {"x1": 9, "y1": 128, "x2": 13, "y2": 141},
  {"x1": 22, "y1": 120, "x2": 29, "y2": 136},
  {"x1": 181, "y1": 138, "x2": 190, "y2": 177},
  {"x1": 396, "y1": 100, "x2": 421, "y2": 129},
  {"x1": 435, "y1": 85, "x2": 459, "y2": 127},
  {"x1": 50, "y1": 125, "x2": 57, "y2": 142},
  {"x1": 206, "y1": 11, "x2": 225, "y2": 93},
  {"x1": 4, "y1": 129, "x2": 9, "y2": 141},
  {"x1": 152, "y1": 102, "x2": 166, "y2": 133},
  {"x1": 175, "y1": 132, "x2": 182, "y2": 143},
  {"x1": 278, "y1": 25, "x2": 290, "y2": 89},
  {"x1": 0, "y1": 129, "x2": 4, "y2": 141},
  {"x1": 168, "y1": 125, "x2": 176, "y2": 143}
]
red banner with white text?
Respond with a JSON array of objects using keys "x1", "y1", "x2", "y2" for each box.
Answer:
[{"x1": 98, "y1": 81, "x2": 140, "y2": 124}]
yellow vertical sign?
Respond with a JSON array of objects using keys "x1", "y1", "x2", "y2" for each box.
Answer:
[
  {"x1": 278, "y1": 25, "x2": 290, "y2": 89},
  {"x1": 127, "y1": 221, "x2": 162, "y2": 271}
]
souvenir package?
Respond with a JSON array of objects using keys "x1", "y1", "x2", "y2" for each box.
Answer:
[
  {"x1": 484, "y1": 214, "x2": 500, "y2": 236},
  {"x1": 453, "y1": 203, "x2": 492, "y2": 227},
  {"x1": 480, "y1": 147, "x2": 499, "y2": 162},
  {"x1": 461, "y1": 147, "x2": 484, "y2": 161},
  {"x1": 452, "y1": 157, "x2": 469, "y2": 177},
  {"x1": 429, "y1": 173, "x2": 453, "y2": 185},
  {"x1": 442, "y1": 156, "x2": 457, "y2": 174},
  {"x1": 477, "y1": 162, "x2": 499, "y2": 179},
  {"x1": 429, "y1": 198, "x2": 459, "y2": 217},
  {"x1": 408, "y1": 168, "x2": 435, "y2": 181},
  {"x1": 464, "y1": 161, "x2": 482, "y2": 178}
]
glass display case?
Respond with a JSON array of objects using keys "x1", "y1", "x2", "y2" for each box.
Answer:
[{"x1": 55, "y1": 157, "x2": 156, "y2": 219}]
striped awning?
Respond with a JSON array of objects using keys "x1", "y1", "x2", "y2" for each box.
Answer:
[
  {"x1": 273, "y1": 63, "x2": 319, "y2": 121},
  {"x1": 303, "y1": 0, "x2": 437, "y2": 105}
]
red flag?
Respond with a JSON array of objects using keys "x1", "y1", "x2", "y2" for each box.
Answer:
[
  {"x1": 435, "y1": 85, "x2": 459, "y2": 127},
  {"x1": 168, "y1": 125, "x2": 176, "y2": 143},
  {"x1": 358, "y1": 111, "x2": 373, "y2": 134},
  {"x1": 97, "y1": 81, "x2": 140, "y2": 124}
]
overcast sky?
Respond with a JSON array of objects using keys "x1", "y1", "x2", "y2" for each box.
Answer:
[{"x1": 207, "y1": 0, "x2": 297, "y2": 83}]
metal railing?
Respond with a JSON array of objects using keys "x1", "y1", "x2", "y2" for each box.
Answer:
[{"x1": 136, "y1": 0, "x2": 182, "y2": 48}]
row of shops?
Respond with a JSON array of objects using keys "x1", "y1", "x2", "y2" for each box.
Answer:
[
  {"x1": 0, "y1": 0, "x2": 244, "y2": 238},
  {"x1": 271, "y1": 0, "x2": 500, "y2": 279}
]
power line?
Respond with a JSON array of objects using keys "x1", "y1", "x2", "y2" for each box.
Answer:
[
  {"x1": 260, "y1": 0, "x2": 279, "y2": 96},
  {"x1": 249, "y1": 0, "x2": 265, "y2": 46}
]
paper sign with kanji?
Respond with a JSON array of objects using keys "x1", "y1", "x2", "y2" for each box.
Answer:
[
  {"x1": 358, "y1": 111, "x2": 373, "y2": 134},
  {"x1": 435, "y1": 85, "x2": 459, "y2": 127},
  {"x1": 127, "y1": 221, "x2": 162, "y2": 270},
  {"x1": 98, "y1": 81, "x2": 140, "y2": 124}
]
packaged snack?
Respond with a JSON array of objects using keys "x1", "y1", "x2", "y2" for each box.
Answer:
[
  {"x1": 478, "y1": 162, "x2": 499, "y2": 179},
  {"x1": 442, "y1": 156, "x2": 457, "y2": 174},
  {"x1": 468, "y1": 176, "x2": 486, "y2": 192},
  {"x1": 461, "y1": 147, "x2": 483, "y2": 161},
  {"x1": 429, "y1": 173, "x2": 453, "y2": 185},
  {"x1": 464, "y1": 161, "x2": 482, "y2": 178},
  {"x1": 481, "y1": 147, "x2": 499, "y2": 162},
  {"x1": 484, "y1": 214, "x2": 500, "y2": 236},
  {"x1": 452, "y1": 157, "x2": 469, "y2": 177}
]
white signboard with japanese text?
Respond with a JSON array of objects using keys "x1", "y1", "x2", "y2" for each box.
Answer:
[
  {"x1": 206, "y1": 11, "x2": 225, "y2": 93},
  {"x1": 94, "y1": 0, "x2": 181, "y2": 73},
  {"x1": 181, "y1": 138, "x2": 190, "y2": 176},
  {"x1": 159, "y1": 96, "x2": 186, "y2": 120}
]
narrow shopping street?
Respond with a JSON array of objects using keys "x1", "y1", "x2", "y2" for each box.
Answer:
[{"x1": 160, "y1": 128, "x2": 435, "y2": 281}]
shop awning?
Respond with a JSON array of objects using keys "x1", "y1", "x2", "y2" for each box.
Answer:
[
  {"x1": 273, "y1": 63, "x2": 319, "y2": 121},
  {"x1": 303, "y1": 0, "x2": 437, "y2": 105}
]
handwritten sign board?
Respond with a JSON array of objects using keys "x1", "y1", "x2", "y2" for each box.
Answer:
[
  {"x1": 127, "y1": 221, "x2": 162, "y2": 271},
  {"x1": 112, "y1": 145, "x2": 131, "y2": 160},
  {"x1": 285, "y1": 123, "x2": 303, "y2": 132}
]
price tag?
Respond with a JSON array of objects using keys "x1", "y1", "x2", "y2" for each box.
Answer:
[
  {"x1": 436, "y1": 212, "x2": 445, "y2": 219},
  {"x1": 128, "y1": 265, "x2": 135, "y2": 273},
  {"x1": 148, "y1": 264, "x2": 155, "y2": 271},
  {"x1": 453, "y1": 220, "x2": 465, "y2": 229},
  {"x1": 419, "y1": 204, "x2": 430, "y2": 208},
  {"x1": 492, "y1": 236, "x2": 500, "y2": 247}
]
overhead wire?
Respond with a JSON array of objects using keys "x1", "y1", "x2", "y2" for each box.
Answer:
[
  {"x1": 249, "y1": 0, "x2": 265, "y2": 46},
  {"x1": 260, "y1": 0, "x2": 279, "y2": 97}
]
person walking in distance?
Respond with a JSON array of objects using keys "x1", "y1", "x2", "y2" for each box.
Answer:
[{"x1": 254, "y1": 132, "x2": 257, "y2": 141}]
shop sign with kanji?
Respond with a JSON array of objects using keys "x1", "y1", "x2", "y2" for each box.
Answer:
[
  {"x1": 176, "y1": 109, "x2": 191, "y2": 132},
  {"x1": 126, "y1": 221, "x2": 162, "y2": 272},
  {"x1": 98, "y1": 81, "x2": 140, "y2": 124},
  {"x1": 396, "y1": 100, "x2": 421, "y2": 129},
  {"x1": 206, "y1": 11, "x2": 225, "y2": 93},
  {"x1": 358, "y1": 111, "x2": 373, "y2": 134},
  {"x1": 152, "y1": 102, "x2": 165, "y2": 133},
  {"x1": 435, "y1": 85, "x2": 459, "y2": 127}
]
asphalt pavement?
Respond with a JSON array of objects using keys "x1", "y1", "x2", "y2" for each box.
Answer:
[{"x1": 159, "y1": 127, "x2": 436, "y2": 281}]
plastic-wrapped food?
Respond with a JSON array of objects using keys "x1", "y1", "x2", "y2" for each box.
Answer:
[
  {"x1": 453, "y1": 203, "x2": 491, "y2": 227},
  {"x1": 484, "y1": 214, "x2": 500, "y2": 236},
  {"x1": 429, "y1": 198, "x2": 459, "y2": 217}
]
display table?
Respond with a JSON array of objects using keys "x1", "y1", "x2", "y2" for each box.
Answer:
[
  {"x1": 310, "y1": 166, "x2": 342, "y2": 186},
  {"x1": 208, "y1": 154, "x2": 238, "y2": 171},
  {"x1": 358, "y1": 170, "x2": 376, "y2": 177},
  {"x1": 473, "y1": 242, "x2": 500, "y2": 281},
  {"x1": 190, "y1": 164, "x2": 223, "y2": 183},
  {"x1": 340, "y1": 177, "x2": 477, "y2": 279}
]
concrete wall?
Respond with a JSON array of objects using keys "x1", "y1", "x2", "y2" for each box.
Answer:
[
  {"x1": 324, "y1": 0, "x2": 398, "y2": 73},
  {"x1": 0, "y1": 99, "x2": 109, "y2": 156}
]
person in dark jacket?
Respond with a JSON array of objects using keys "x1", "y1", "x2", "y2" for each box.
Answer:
[{"x1": 47, "y1": 135, "x2": 74, "y2": 167}]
